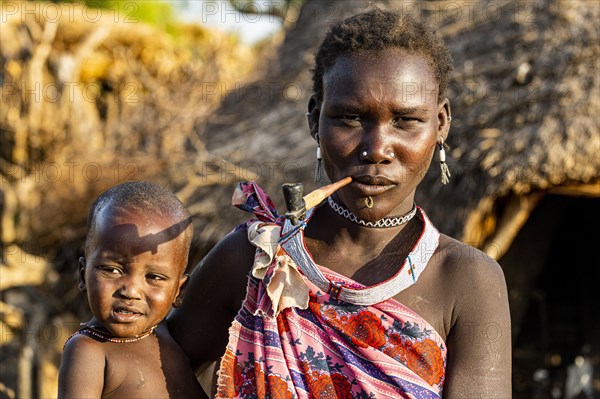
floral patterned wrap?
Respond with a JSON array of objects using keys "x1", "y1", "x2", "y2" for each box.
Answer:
[{"x1": 218, "y1": 182, "x2": 446, "y2": 399}]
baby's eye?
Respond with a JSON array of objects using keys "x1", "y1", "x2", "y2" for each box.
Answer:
[
  {"x1": 146, "y1": 274, "x2": 168, "y2": 281},
  {"x1": 97, "y1": 265, "x2": 121, "y2": 275}
]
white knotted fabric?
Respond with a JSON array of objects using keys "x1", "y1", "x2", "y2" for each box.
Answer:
[{"x1": 247, "y1": 221, "x2": 309, "y2": 317}]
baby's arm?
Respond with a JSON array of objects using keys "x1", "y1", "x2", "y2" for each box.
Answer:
[{"x1": 58, "y1": 334, "x2": 106, "y2": 398}]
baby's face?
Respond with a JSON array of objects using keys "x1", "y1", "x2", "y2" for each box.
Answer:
[{"x1": 81, "y1": 206, "x2": 188, "y2": 337}]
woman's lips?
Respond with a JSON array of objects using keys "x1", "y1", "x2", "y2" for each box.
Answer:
[{"x1": 350, "y1": 176, "x2": 396, "y2": 196}]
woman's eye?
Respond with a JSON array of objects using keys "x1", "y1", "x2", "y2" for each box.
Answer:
[
  {"x1": 393, "y1": 117, "x2": 418, "y2": 126},
  {"x1": 339, "y1": 115, "x2": 362, "y2": 126}
]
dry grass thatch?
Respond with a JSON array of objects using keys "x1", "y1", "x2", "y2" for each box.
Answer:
[
  {"x1": 423, "y1": 0, "x2": 600, "y2": 258},
  {"x1": 1, "y1": 0, "x2": 269, "y2": 253},
  {"x1": 0, "y1": 1, "x2": 276, "y2": 396}
]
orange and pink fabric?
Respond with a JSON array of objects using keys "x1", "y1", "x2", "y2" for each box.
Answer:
[{"x1": 216, "y1": 181, "x2": 446, "y2": 399}]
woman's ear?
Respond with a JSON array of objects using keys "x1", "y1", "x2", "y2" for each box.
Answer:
[
  {"x1": 78, "y1": 257, "x2": 87, "y2": 292},
  {"x1": 173, "y1": 273, "x2": 189, "y2": 308},
  {"x1": 307, "y1": 94, "x2": 320, "y2": 140},
  {"x1": 437, "y1": 98, "x2": 451, "y2": 141}
]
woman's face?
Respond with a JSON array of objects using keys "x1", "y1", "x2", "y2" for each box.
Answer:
[{"x1": 312, "y1": 49, "x2": 450, "y2": 221}]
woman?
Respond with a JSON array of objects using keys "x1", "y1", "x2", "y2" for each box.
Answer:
[{"x1": 170, "y1": 9, "x2": 511, "y2": 398}]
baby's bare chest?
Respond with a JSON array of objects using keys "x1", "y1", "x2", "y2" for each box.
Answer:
[
  {"x1": 101, "y1": 349, "x2": 167, "y2": 398},
  {"x1": 100, "y1": 342, "x2": 203, "y2": 398}
]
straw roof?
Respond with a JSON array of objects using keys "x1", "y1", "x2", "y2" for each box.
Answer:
[
  {"x1": 0, "y1": 2, "x2": 264, "y2": 395},
  {"x1": 191, "y1": 0, "x2": 599, "y2": 259},
  {"x1": 0, "y1": 1, "x2": 261, "y2": 253},
  {"x1": 421, "y1": 0, "x2": 599, "y2": 257}
]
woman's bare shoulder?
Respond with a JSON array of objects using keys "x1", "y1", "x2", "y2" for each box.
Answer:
[
  {"x1": 437, "y1": 234, "x2": 505, "y2": 282},
  {"x1": 435, "y1": 234, "x2": 508, "y2": 314},
  {"x1": 168, "y1": 227, "x2": 257, "y2": 370},
  {"x1": 200, "y1": 228, "x2": 256, "y2": 279}
]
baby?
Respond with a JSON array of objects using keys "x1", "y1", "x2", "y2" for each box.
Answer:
[{"x1": 58, "y1": 181, "x2": 207, "y2": 398}]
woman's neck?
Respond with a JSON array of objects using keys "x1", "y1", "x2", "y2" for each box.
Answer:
[
  {"x1": 304, "y1": 204, "x2": 424, "y2": 284},
  {"x1": 306, "y1": 201, "x2": 415, "y2": 246}
]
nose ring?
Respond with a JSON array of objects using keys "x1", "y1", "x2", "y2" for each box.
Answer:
[{"x1": 361, "y1": 150, "x2": 395, "y2": 159}]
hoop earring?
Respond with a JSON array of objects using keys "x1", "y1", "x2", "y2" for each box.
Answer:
[
  {"x1": 439, "y1": 140, "x2": 451, "y2": 185},
  {"x1": 314, "y1": 133, "x2": 325, "y2": 184}
]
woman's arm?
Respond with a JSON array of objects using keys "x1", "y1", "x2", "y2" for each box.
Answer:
[
  {"x1": 442, "y1": 248, "x2": 512, "y2": 398},
  {"x1": 58, "y1": 335, "x2": 106, "y2": 398},
  {"x1": 168, "y1": 228, "x2": 256, "y2": 372}
]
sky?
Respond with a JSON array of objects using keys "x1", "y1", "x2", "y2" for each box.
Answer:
[{"x1": 173, "y1": 0, "x2": 284, "y2": 43}]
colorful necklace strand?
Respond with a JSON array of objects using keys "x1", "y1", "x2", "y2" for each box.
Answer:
[{"x1": 63, "y1": 324, "x2": 157, "y2": 349}]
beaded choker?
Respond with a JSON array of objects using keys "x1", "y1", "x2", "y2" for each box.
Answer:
[
  {"x1": 327, "y1": 196, "x2": 417, "y2": 228},
  {"x1": 63, "y1": 324, "x2": 157, "y2": 349}
]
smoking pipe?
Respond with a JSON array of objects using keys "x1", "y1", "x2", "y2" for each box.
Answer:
[{"x1": 282, "y1": 177, "x2": 352, "y2": 225}]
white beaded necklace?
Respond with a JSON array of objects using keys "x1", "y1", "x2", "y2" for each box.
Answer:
[{"x1": 327, "y1": 196, "x2": 417, "y2": 228}]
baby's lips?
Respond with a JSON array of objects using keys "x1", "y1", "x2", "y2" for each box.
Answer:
[{"x1": 111, "y1": 306, "x2": 144, "y2": 322}]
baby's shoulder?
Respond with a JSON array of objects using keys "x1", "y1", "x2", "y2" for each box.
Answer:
[
  {"x1": 59, "y1": 329, "x2": 108, "y2": 397},
  {"x1": 62, "y1": 329, "x2": 107, "y2": 358}
]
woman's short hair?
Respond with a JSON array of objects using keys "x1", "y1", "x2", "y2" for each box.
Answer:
[{"x1": 312, "y1": 8, "x2": 453, "y2": 102}]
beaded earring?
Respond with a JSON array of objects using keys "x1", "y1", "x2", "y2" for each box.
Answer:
[
  {"x1": 314, "y1": 133, "x2": 325, "y2": 184},
  {"x1": 439, "y1": 140, "x2": 451, "y2": 185}
]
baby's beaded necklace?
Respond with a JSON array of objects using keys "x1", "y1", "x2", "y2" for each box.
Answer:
[{"x1": 63, "y1": 324, "x2": 157, "y2": 349}]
